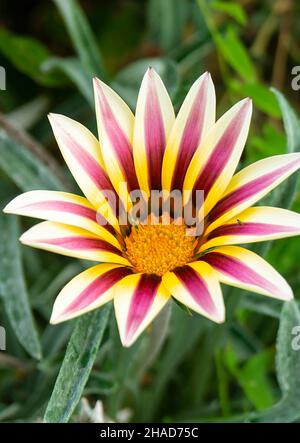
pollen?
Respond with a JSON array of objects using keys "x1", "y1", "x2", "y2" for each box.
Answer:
[{"x1": 124, "y1": 221, "x2": 197, "y2": 276}]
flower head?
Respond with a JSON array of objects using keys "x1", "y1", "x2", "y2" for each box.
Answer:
[{"x1": 4, "y1": 69, "x2": 300, "y2": 346}]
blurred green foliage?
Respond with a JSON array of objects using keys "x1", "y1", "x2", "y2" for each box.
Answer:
[{"x1": 1, "y1": 0, "x2": 300, "y2": 423}]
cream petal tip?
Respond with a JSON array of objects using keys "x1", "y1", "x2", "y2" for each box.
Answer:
[
  {"x1": 283, "y1": 286, "x2": 294, "y2": 301},
  {"x1": 49, "y1": 311, "x2": 63, "y2": 325},
  {"x1": 3, "y1": 202, "x2": 12, "y2": 213},
  {"x1": 215, "y1": 310, "x2": 226, "y2": 324},
  {"x1": 19, "y1": 232, "x2": 31, "y2": 244}
]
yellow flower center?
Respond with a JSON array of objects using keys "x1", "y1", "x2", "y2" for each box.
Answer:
[{"x1": 124, "y1": 221, "x2": 197, "y2": 276}]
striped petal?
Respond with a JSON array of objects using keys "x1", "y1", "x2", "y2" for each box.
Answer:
[
  {"x1": 201, "y1": 206, "x2": 300, "y2": 250},
  {"x1": 207, "y1": 153, "x2": 300, "y2": 233},
  {"x1": 162, "y1": 261, "x2": 224, "y2": 323},
  {"x1": 20, "y1": 221, "x2": 129, "y2": 265},
  {"x1": 114, "y1": 273, "x2": 170, "y2": 347},
  {"x1": 48, "y1": 113, "x2": 119, "y2": 228},
  {"x1": 162, "y1": 72, "x2": 216, "y2": 192},
  {"x1": 51, "y1": 263, "x2": 132, "y2": 323},
  {"x1": 184, "y1": 98, "x2": 252, "y2": 215},
  {"x1": 200, "y1": 246, "x2": 293, "y2": 300},
  {"x1": 133, "y1": 67, "x2": 175, "y2": 195},
  {"x1": 4, "y1": 190, "x2": 120, "y2": 249},
  {"x1": 93, "y1": 78, "x2": 139, "y2": 207}
]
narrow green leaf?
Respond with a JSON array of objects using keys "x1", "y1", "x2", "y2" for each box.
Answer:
[
  {"x1": 42, "y1": 57, "x2": 93, "y2": 105},
  {"x1": 53, "y1": 0, "x2": 107, "y2": 79},
  {"x1": 252, "y1": 91, "x2": 300, "y2": 257},
  {"x1": 270, "y1": 88, "x2": 300, "y2": 208},
  {"x1": 0, "y1": 129, "x2": 62, "y2": 191},
  {"x1": 230, "y1": 81, "x2": 281, "y2": 118},
  {"x1": 0, "y1": 215, "x2": 41, "y2": 359},
  {"x1": 215, "y1": 26, "x2": 255, "y2": 80},
  {"x1": 0, "y1": 28, "x2": 65, "y2": 86},
  {"x1": 44, "y1": 305, "x2": 111, "y2": 423},
  {"x1": 211, "y1": 1, "x2": 247, "y2": 26}
]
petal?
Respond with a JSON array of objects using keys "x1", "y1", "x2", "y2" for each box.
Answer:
[
  {"x1": 114, "y1": 273, "x2": 170, "y2": 347},
  {"x1": 200, "y1": 246, "x2": 293, "y2": 300},
  {"x1": 162, "y1": 72, "x2": 216, "y2": 192},
  {"x1": 162, "y1": 261, "x2": 224, "y2": 323},
  {"x1": 201, "y1": 206, "x2": 300, "y2": 250},
  {"x1": 50, "y1": 263, "x2": 132, "y2": 323},
  {"x1": 93, "y1": 78, "x2": 139, "y2": 206},
  {"x1": 133, "y1": 67, "x2": 175, "y2": 195},
  {"x1": 4, "y1": 190, "x2": 120, "y2": 249},
  {"x1": 184, "y1": 98, "x2": 252, "y2": 215},
  {"x1": 48, "y1": 113, "x2": 119, "y2": 228},
  {"x1": 20, "y1": 221, "x2": 130, "y2": 265},
  {"x1": 207, "y1": 153, "x2": 300, "y2": 233}
]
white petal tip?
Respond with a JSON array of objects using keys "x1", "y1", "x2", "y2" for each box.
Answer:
[
  {"x1": 244, "y1": 97, "x2": 252, "y2": 107},
  {"x1": 93, "y1": 76, "x2": 102, "y2": 88},
  {"x1": 283, "y1": 289, "x2": 294, "y2": 301},
  {"x1": 19, "y1": 232, "x2": 30, "y2": 244},
  {"x1": 48, "y1": 113, "x2": 64, "y2": 124},
  {"x1": 49, "y1": 313, "x2": 63, "y2": 325},
  {"x1": 3, "y1": 203, "x2": 12, "y2": 213},
  {"x1": 214, "y1": 311, "x2": 226, "y2": 324},
  {"x1": 121, "y1": 336, "x2": 135, "y2": 348}
]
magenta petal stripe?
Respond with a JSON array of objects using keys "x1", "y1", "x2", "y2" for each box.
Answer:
[
  {"x1": 94, "y1": 81, "x2": 139, "y2": 192},
  {"x1": 144, "y1": 70, "x2": 167, "y2": 190},
  {"x1": 171, "y1": 75, "x2": 210, "y2": 191},
  {"x1": 21, "y1": 200, "x2": 115, "y2": 235},
  {"x1": 63, "y1": 267, "x2": 132, "y2": 315},
  {"x1": 201, "y1": 251, "x2": 279, "y2": 295},
  {"x1": 54, "y1": 120, "x2": 113, "y2": 192},
  {"x1": 192, "y1": 100, "x2": 250, "y2": 198},
  {"x1": 206, "y1": 222, "x2": 296, "y2": 240},
  {"x1": 174, "y1": 265, "x2": 217, "y2": 316},
  {"x1": 36, "y1": 236, "x2": 122, "y2": 254},
  {"x1": 125, "y1": 274, "x2": 161, "y2": 342},
  {"x1": 209, "y1": 159, "x2": 300, "y2": 224}
]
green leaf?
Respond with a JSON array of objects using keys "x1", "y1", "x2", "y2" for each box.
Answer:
[
  {"x1": 113, "y1": 58, "x2": 179, "y2": 110},
  {"x1": 215, "y1": 26, "x2": 255, "y2": 80},
  {"x1": 0, "y1": 128, "x2": 62, "y2": 191},
  {"x1": 147, "y1": 0, "x2": 190, "y2": 52},
  {"x1": 252, "y1": 90, "x2": 300, "y2": 257},
  {"x1": 246, "y1": 301, "x2": 300, "y2": 422},
  {"x1": 231, "y1": 81, "x2": 281, "y2": 118},
  {"x1": 0, "y1": 215, "x2": 41, "y2": 360},
  {"x1": 270, "y1": 88, "x2": 300, "y2": 208},
  {"x1": 44, "y1": 305, "x2": 111, "y2": 423},
  {"x1": 225, "y1": 347, "x2": 275, "y2": 410},
  {"x1": 211, "y1": 1, "x2": 247, "y2": 26},
  {"x1": 53, "y1": 0, "x2": 107, "y2": 79},
  {"x1": 42, "y1": 57, "x2": 93, "y2": 105},
  {"x1": 0, "y1": 28, "x2": 65, "y2": 86}
]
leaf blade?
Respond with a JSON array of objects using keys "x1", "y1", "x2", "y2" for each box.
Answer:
[
  {"x1": 44, "y1": 305, "x2": 111, "y2": 423},
  {"x1": 0, "y1": 214, "x2": 41, "y2": 360}
]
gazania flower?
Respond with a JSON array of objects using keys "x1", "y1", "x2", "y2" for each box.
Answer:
[{"x1": 4, "y1": 69, "x2": 300, "y2": 347}]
